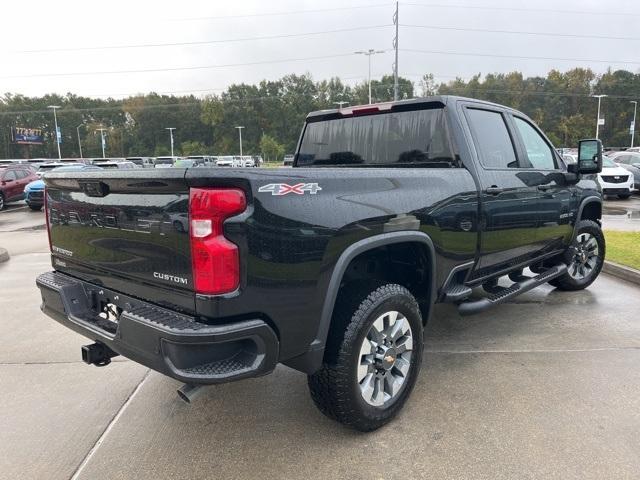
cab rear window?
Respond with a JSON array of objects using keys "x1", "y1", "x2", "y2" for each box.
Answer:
[{"x1": 297, "y1": 107, "x2": 456, "y2": 167}]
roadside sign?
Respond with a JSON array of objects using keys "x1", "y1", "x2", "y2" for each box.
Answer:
[
  {"x1": 597, "y1": 118, "x2": 605, "y2": 126},
  {"x1": 631, "y1": 121, "x2": 636, "y2": 134},
  {"x1": 56, "y1": 126, "x2": 62, "y2": 144},
  {"x1": 11, "y1": 126, "x2": 44, "y2": 145}
]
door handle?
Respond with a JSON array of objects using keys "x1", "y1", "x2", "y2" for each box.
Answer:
[
  {"x1": 537, "y1": 183, "x2": 553, "y2": 191},
  {"x1": 485, "y1": 186, "x2": 505, "y2": 195}
]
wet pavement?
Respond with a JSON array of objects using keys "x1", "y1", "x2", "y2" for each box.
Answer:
[
  {"x1": 602, "y1": 195, "x2": 640, "y2": 231},
  {"x1": 1, "y1": 202, "x2": 639, "y2": 480}
]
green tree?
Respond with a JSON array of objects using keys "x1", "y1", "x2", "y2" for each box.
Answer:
[
  {"x1": 180, "y1": 140, "x2": 207, "y2": 156},
  {"x1": 259, "y1": 134, "x2": 285, "y2": 163}
]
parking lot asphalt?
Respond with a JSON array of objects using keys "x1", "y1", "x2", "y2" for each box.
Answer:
[
  {"x1": 602, "y1": 195, "x2": 640, "y2": 231},
  {"x1": 1, "y1": 202, "x2": 639, "y2": 480}
]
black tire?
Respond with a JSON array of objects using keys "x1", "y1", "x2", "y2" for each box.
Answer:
[
  {"x1": 549, "y1": 220, "x2": 605, "y2": 291},
  {"x1": 0, "y1": 193, "x2": 4, "y2": 210},
  {"x1": 618, "y1": 194, "x2": 631, "y2": 200},
  {"x1": 308, "y1": 283, "x2": 423, "y2": 431},
  {"x1": 28, "y1": 204, "x2": 42, "y2": 211}
]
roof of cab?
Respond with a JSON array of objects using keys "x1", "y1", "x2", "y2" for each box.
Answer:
[{"x1": 305, "y1": 95, "x2": 522, "y2": 121}]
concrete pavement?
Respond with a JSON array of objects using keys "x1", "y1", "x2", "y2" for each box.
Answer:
[{"x1": 1, "y1": 203, "x2": 639, "y2": 480}]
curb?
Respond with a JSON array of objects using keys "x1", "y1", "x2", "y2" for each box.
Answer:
[
  {"x1": 603, "y1": 260, "x2": 640, "y2": 287},
  {"x1": 0, "y1": 247, "x2": 9, "y2": 263}
]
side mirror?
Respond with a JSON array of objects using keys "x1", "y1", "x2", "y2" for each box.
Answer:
[{"x1": 574, "y1": 139, "x2": 603, "y2": 174}]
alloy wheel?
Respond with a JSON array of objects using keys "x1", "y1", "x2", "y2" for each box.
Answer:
[
  {"x1": 357, "y1": 310, "x2": 413, "y2": 407},
  {"x1": 567, "y1": 232, "x2": 600, "y2": 280}
]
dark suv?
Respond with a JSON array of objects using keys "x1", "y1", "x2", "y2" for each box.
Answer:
[{"x1": 0, "y1": 165, "x2": 38, "y2": 210}]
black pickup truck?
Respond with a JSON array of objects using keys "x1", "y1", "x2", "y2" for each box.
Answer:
[{"x1": 36, "y1": 96, "x2": 605, "y2": 431}]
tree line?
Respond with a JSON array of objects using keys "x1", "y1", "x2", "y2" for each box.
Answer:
[{"x1": 1, "y1": 68, "x2": 639, "y2": 160}]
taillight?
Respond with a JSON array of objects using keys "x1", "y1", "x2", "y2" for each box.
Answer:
[
  {"x1": 44, "y1": 186, "x2": 52, "y2": 252},
  {"x1": 189, "y1": 188, "x2": 246, "y2": 295}
]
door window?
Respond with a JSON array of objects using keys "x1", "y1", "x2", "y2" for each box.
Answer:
[
  {"x1": 3, "y1": 170, "x2": 17, "y2": 181},
  {"x1": 466, "y1": 108, "x2": 518, "y2": 169},
  {"x1": 513, "y1": 117, "x2": 557, "y2": 170}
]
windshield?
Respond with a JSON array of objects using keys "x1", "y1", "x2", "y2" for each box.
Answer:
[
  {"x1": 298, "y1": 107, "x2": 456, "y2": 167},
  {"x1": 155, "y1": 158, "x2": 174, "y2": 165},
  {"x1": 602, "y1": 156, "x2": 616, "y2": 168}
]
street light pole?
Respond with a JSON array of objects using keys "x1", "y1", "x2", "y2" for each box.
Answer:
[
  {"x1": 165, "y1": 127, "x2": 176, "y2": 157},
  {"x1": 96, "y1": 128, "x2": 107, "y2": 158},
  {"x1": 236, "y1": 126, "x2": 244, "y2": 158},
  {"x1": 355, "y1": 49, "x2": 385, "y2": 104},
  {"x1": 630, "y1": 101, "x2": 637, "y2": 148},
  {"x1": 48, "y1": 105, "x2": 61, "y2": 159},
  {"x1": 76, "y1": 124, "x2": 84, "y2": 159},
  {"x1": 592, "y1": 94, "x2": 607, "y2": 140}
]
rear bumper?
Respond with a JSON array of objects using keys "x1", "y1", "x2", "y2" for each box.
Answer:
[{"x1": 36, "y1": 271, "x2": 279, "y2": 384}]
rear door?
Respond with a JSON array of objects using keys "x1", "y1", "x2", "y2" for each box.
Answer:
[
  {"x1": 463, "y1": 106, "x2": 542, "y2": 272},
  {"x1": 509, "y1": 115, "x2": 575, "y2": 252}
]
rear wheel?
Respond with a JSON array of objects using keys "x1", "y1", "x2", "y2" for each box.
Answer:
[
  {"x1": 308, "y1": 283, "x2": 423, "y2": 431},
  {"x1": 0, "y1": 193, "x2": 4, "y2": 210},
  {"x1": 549, "y1": 220, "x2": 605, "y2": 291},
  {"x1": 28, "y1": 204, "x2": 42, "y2": 211}
]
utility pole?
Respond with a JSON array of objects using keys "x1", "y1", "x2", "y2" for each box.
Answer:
[
  {"x1": 630, "y1": 101, "x2": 637, "y2": 148},
  {"x1": 236, "y1": 126, "x2": 244, "y2": 157},
  {"x1": 355, "y1": 49, "x2": 385, "y2": 104},
  {"x1": 165, "y1": 127, "x2": 176, "y2": 157},
  {"x1": 393, "y1": 1, "x2": 399, "y2": 101},
  {"x1": 48, "y1": 105, "x2": 62, "y2": 159},
  {"x1": 76, "y1": 124, "x2": 84, "y2": 158},
  {"x1": 592, "y1": 94, "x2": 607, "y2": 140},
  {"x1": 96, "y1": 127, "x2": 107, "y2": 158}
]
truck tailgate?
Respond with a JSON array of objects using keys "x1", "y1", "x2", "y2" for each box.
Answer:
[{"x1": 45, "y1": 171, "x2": 195, "y2": 312}]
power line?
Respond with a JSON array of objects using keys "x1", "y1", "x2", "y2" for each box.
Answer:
[
  {"x1": 402, "y1": 23, "x2": 640, "y2": 42},
  {"x1": 9, "y1": 25, "x2": 392, "y2": 54},
  {"x1": 173, "y1": 3, "x2": 393, "y2": 21},
  {"x1": 401, "y1": 48, "x2": 640, "y2": 66},
  {"x1": 3, "y1": 86, "x2": 640, "y2": 118},
  {"x1": 402, "y1": 2, "x2": 640, "y2": 18},
  {"x1": 0, "y1": 51, "x2": 388, "y2": 80}
]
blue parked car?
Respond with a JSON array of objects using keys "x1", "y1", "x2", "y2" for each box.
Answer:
[{"x1": 25, "y1": 164, "x2": 102, "y2": 211}]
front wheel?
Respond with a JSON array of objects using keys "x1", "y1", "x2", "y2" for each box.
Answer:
[
  {"x1": 549, "y1": 220, "x2": 605, "y2": 291},
  {"x1": 28, "y1": 204, "x2": 42, "y2": 211},
  {"x1": 618, "y1": 194, "x2": 631, "y2": 200},
  {"x1": 308, "y1": 283, "x2": 423, "y2": 431}
]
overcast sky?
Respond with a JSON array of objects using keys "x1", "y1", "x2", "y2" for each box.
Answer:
[{"x1": 0, "y1": 0, "x2": 638, "y2": 99}]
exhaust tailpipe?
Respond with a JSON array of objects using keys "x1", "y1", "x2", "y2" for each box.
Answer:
[{"x1": 177, "y1": 383, "x2": 205, "y2": 404}]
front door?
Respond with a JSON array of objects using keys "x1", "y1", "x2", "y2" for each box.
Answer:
[
  {"x1": 464, "y1": 106, "x2": 542, "y2": 272},
  {"x1": 2, "y1": 170, "x2": 19, "y2": 200},
  {"x1": 509, "y1": 115, "x2": 575, "y2": 252}
]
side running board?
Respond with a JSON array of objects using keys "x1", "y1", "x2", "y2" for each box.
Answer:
[{"x1": 458, "y1": 264, "x2": 568, "y2": 316}]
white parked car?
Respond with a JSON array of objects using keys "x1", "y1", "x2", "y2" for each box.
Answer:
[
  {"x1": 154, "y1": 156, "x2": 179, "y2": 168},
  {"x1": 599, "y1": 156, "x2": 634, "y2": 199}
]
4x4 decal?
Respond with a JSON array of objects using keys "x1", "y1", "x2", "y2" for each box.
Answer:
[{"x1": 258, "y1": 183, "x2": 322, "y2": 196}]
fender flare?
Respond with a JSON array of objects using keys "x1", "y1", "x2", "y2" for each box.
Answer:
[
  {"x1": 573, "y1": 196, "x2": 602, "y2": 239},
  {"x1": 313, "y1": 231, "x2": 437, "y2": 352}
]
